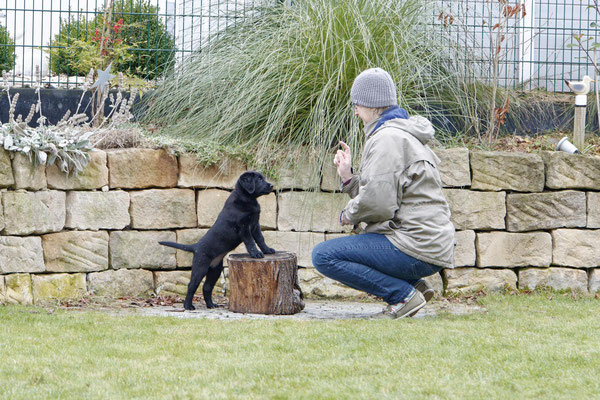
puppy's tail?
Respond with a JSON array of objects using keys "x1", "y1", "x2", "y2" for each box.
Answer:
[{"x1": 159, "y1": 241, "x2": 195, "y2": 253}]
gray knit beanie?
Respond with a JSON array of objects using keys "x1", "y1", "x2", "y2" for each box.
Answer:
[{"x1": 350, "y1": 68, "x2": 397, "y2": 108}]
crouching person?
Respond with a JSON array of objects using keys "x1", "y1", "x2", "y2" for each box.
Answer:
[{"x1": 312, "y1": 68, "x2": 455, "y2": 319}]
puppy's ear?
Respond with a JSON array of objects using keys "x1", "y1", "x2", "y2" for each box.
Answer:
[{"x1": 239, "y1": 173, "x2": 256, "y2": 194}]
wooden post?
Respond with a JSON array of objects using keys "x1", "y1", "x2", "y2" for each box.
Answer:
[
  {"x1": 573, "y1": 94, "x2": 587, "y2": 151},
  {"x1": 227, "y1": 251, "x2": 304, "y2": 315}
]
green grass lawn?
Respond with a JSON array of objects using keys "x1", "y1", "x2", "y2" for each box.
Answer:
[{"x1": 1, "y1": 294, "x2": 599, "y2": 399}]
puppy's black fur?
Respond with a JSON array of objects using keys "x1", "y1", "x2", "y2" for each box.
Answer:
[{"x1": 159, "y1": 171, "x2": 275, "y2": 310}]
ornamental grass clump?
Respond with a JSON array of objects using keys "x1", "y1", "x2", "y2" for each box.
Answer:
[{"x1": 145, "y1": 0, "x2": 488, "y2": 171}]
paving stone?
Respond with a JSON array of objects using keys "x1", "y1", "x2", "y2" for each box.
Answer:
[
  {"x1": 42, "y1": 231, "x2": 109, "y2": 272},
  {"x1": 477, "y1": 231, "x2": 552, "y2": 268},
  {"x1": 518, "y1": 267, "x2": 588, "y2": 292},
  {"x1": 196, "y1": 189, "x2": 229, "y2": 227},
  {"x1": 298, "y1": 268, "x2": 367, "y2": 298},
  {"x1": 506, "y1": 191, "x2": 586, "y2": 232}
]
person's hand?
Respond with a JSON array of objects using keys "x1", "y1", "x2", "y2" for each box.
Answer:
[
  {"x1": 333, "y1": 141, "x2": 353, "y2": 182},
  {"x1": 340, "y1": 211, "x2": 352, "y2": 226}
]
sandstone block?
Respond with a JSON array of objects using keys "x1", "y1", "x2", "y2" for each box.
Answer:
[
  {"x1": 590, "y1": 269, "x2": 600, "y2": 293},
  {"x1": 32, "y1": 273, "x2": 87, "y2": 303},
  {"x1": 278, "y1": 191, "x2": 351, "y2": 233},
  {"x1": 42, "y1": 231, "x2": 109, "y2": 272},
  {"x1": 477, "y1": 231, "x2": 551, "y2": 267},
  {"x1": 444, "y1": 268, "x2": 517, "y2": 293},
  {"x1": 5, "y1": 274, "x2": 33, "y2": 304},
  {"x1": 321, "y1": 161, "x2": 341, "y2": 192},
  {"x1": 588, "y1": 192, "x2": 600, "y2": 228},
  {"x1": 443, "y1": 189, "x2": 506, "y2": 230},
  {"x1": 12, "y1": 153, "x2": 46, "y2": 190},
  {"x1": 506, "y1": 191, "x2": 586, "y2": 232},
  {"x1": 471, "y1": 151, "x2": 544, "y2": 192},
  {"x1": 47, "y1": 150, "x2": 108, "y2": 190},
  {"x1": 178, "y1": 155, "x2": 246, "y2": 188},
  {"x1": 175, "y1": 229, "x2": 208, "y2": 267},
  {"x1": 88, "y1": 269, "x2": 154, "y2": 297},
  {"x1": 455, "y1": 230, "x2": 476, "y2": 267},
  {"x1": 108, "y1": 148, "x2": 178, "y2": 189},
  {"x1": 552, "y1": 229, "x2": 600, "y2": 268},
  {"x1": 66, "y1": 191, "x2": 130, "y2": 230},
  {"x1": 262, "y1": 231, "x2": 326, "y2": 267},
  {"x1": 258, "y1": 193, "x2": 277, "y2": 229},
  {"x1": 0, "y1": 236, "x2": 45, "y2": 273},
  {"x1": 110, "y1": 231, "x2": 176, "y2": 270},
  {"x1": 197, "y1": 189, "x2": 229, "y2": 227},
  {"x1": 0, "y1": 148, "x2": 14, "y2": 187},
  {"x1": 155, "y1": 270, "x2": 192, "y2": 297},
  {"x1": 275, "y1": 155, "x2": 320, "y2": 190},
  {"x1": 2, "y1": 191, "x2": 65, "y2": 235},
  {"x1": 0, "y1": 276, "x2": 5, "y2": 303},
  {"x1": 298, "y1": 268, "x2": 366, "y2": 298},
  {"x1": 518, "y1": 267, "x2": 588, "y2": 292},
  {"x1": 0, "y1": 193, "x2": 4, "y2": 232},
  {"x1": 130, "y1": 189, "x2": 196, "y2": 229},
  {"x1": 542, "y1": 151, "x2": 600, "y2": 190},
  {"x1": 434, "y1": 148, "x2": 471, "y2": 187},
  {"x1": 424, "y1": 272, "x2": 444, "y2": 296}
]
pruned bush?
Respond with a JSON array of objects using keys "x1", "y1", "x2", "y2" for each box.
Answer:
[
  {"x1": 0, "y1": 24, "x2": 15, "y2": 72},
  {"x1": 48, "y1": 0, "x2": 176, "y2": 79}
]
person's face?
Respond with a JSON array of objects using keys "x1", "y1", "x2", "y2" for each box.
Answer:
[{"x1": 353, "y1": 104, "x2": 378, "y2": 124}]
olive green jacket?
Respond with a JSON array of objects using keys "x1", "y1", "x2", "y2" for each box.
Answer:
[{"x1": 341, "y1": 116, "x2": 455, "y2": 268}]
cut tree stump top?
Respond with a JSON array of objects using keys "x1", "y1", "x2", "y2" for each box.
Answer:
[{"x1": 228, "y1": 251, "x2": 297, "y2": 262}]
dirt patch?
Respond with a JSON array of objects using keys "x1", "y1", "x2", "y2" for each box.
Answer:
[{"x1": 51, "y1": 295, "x2": 486, "y2": 320}]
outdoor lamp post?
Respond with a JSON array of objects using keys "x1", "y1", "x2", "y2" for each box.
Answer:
[{"x1": 565, "y1": 75, "x2": 594, "y2": 151}]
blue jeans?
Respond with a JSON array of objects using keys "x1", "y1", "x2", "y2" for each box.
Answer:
[{"x1": 312, "y1": 233, "x2": 442, "y2": 305}]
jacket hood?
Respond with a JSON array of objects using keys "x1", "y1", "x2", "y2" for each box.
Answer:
[{"x1": 378, "y1": 116, "x2": 435, "y2": 145}]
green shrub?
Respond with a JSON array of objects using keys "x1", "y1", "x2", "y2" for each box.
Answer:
[
  {"x1": 48, "y1": 0, "x2": 176, "y2": 79},
  {"x1": 0, "y1": 24, "x2": 15, "y2": 72}
]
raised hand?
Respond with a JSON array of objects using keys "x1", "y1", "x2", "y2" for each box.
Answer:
[{"x1": 334, "y1": 141, "x2": 353, "y2": 182}]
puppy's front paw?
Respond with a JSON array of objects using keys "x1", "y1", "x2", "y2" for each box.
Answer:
[
  {"x1": 250, "y1": 250, "x2": 264, "y2": 258},
  {"x1": 263, "y1": 247, "x2": 276, "y2": 254}
]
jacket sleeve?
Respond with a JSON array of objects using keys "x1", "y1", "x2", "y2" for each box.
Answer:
[
  {"x1": 341, "y1": 135, "x2": 402, "y2": 224},
  {"x1": 341, "y1": 175, "x2": 360, "y2": 198}
]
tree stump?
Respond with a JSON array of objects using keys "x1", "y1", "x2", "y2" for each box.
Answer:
[{"x1": 227, "y1": 251, "x2": 304, "y2": 315}]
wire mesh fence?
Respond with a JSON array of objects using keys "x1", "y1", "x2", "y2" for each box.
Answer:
[{"x1": 0, "y1": 0, "x2": 598, "y2": 91}]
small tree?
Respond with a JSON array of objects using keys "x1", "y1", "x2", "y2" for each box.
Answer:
[{"x1": 0, "y1": 24, "x2": 15, "y2": 72}]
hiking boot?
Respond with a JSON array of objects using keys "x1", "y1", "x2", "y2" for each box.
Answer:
[
  {"x1": 371, "y1": 290, "x2": 426, "y2": 319},
  {"x1": 414, "y1": 279, "x2": 435, "y2": 302}
]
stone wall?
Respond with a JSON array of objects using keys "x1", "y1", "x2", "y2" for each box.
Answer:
[{"x1": 0, "y1": 147, "x2": 599, "y2": 305}]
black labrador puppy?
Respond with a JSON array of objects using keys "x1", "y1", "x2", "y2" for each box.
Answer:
[{"x1": 159, "y1": 171, "x2": 276, "y2": 310}]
